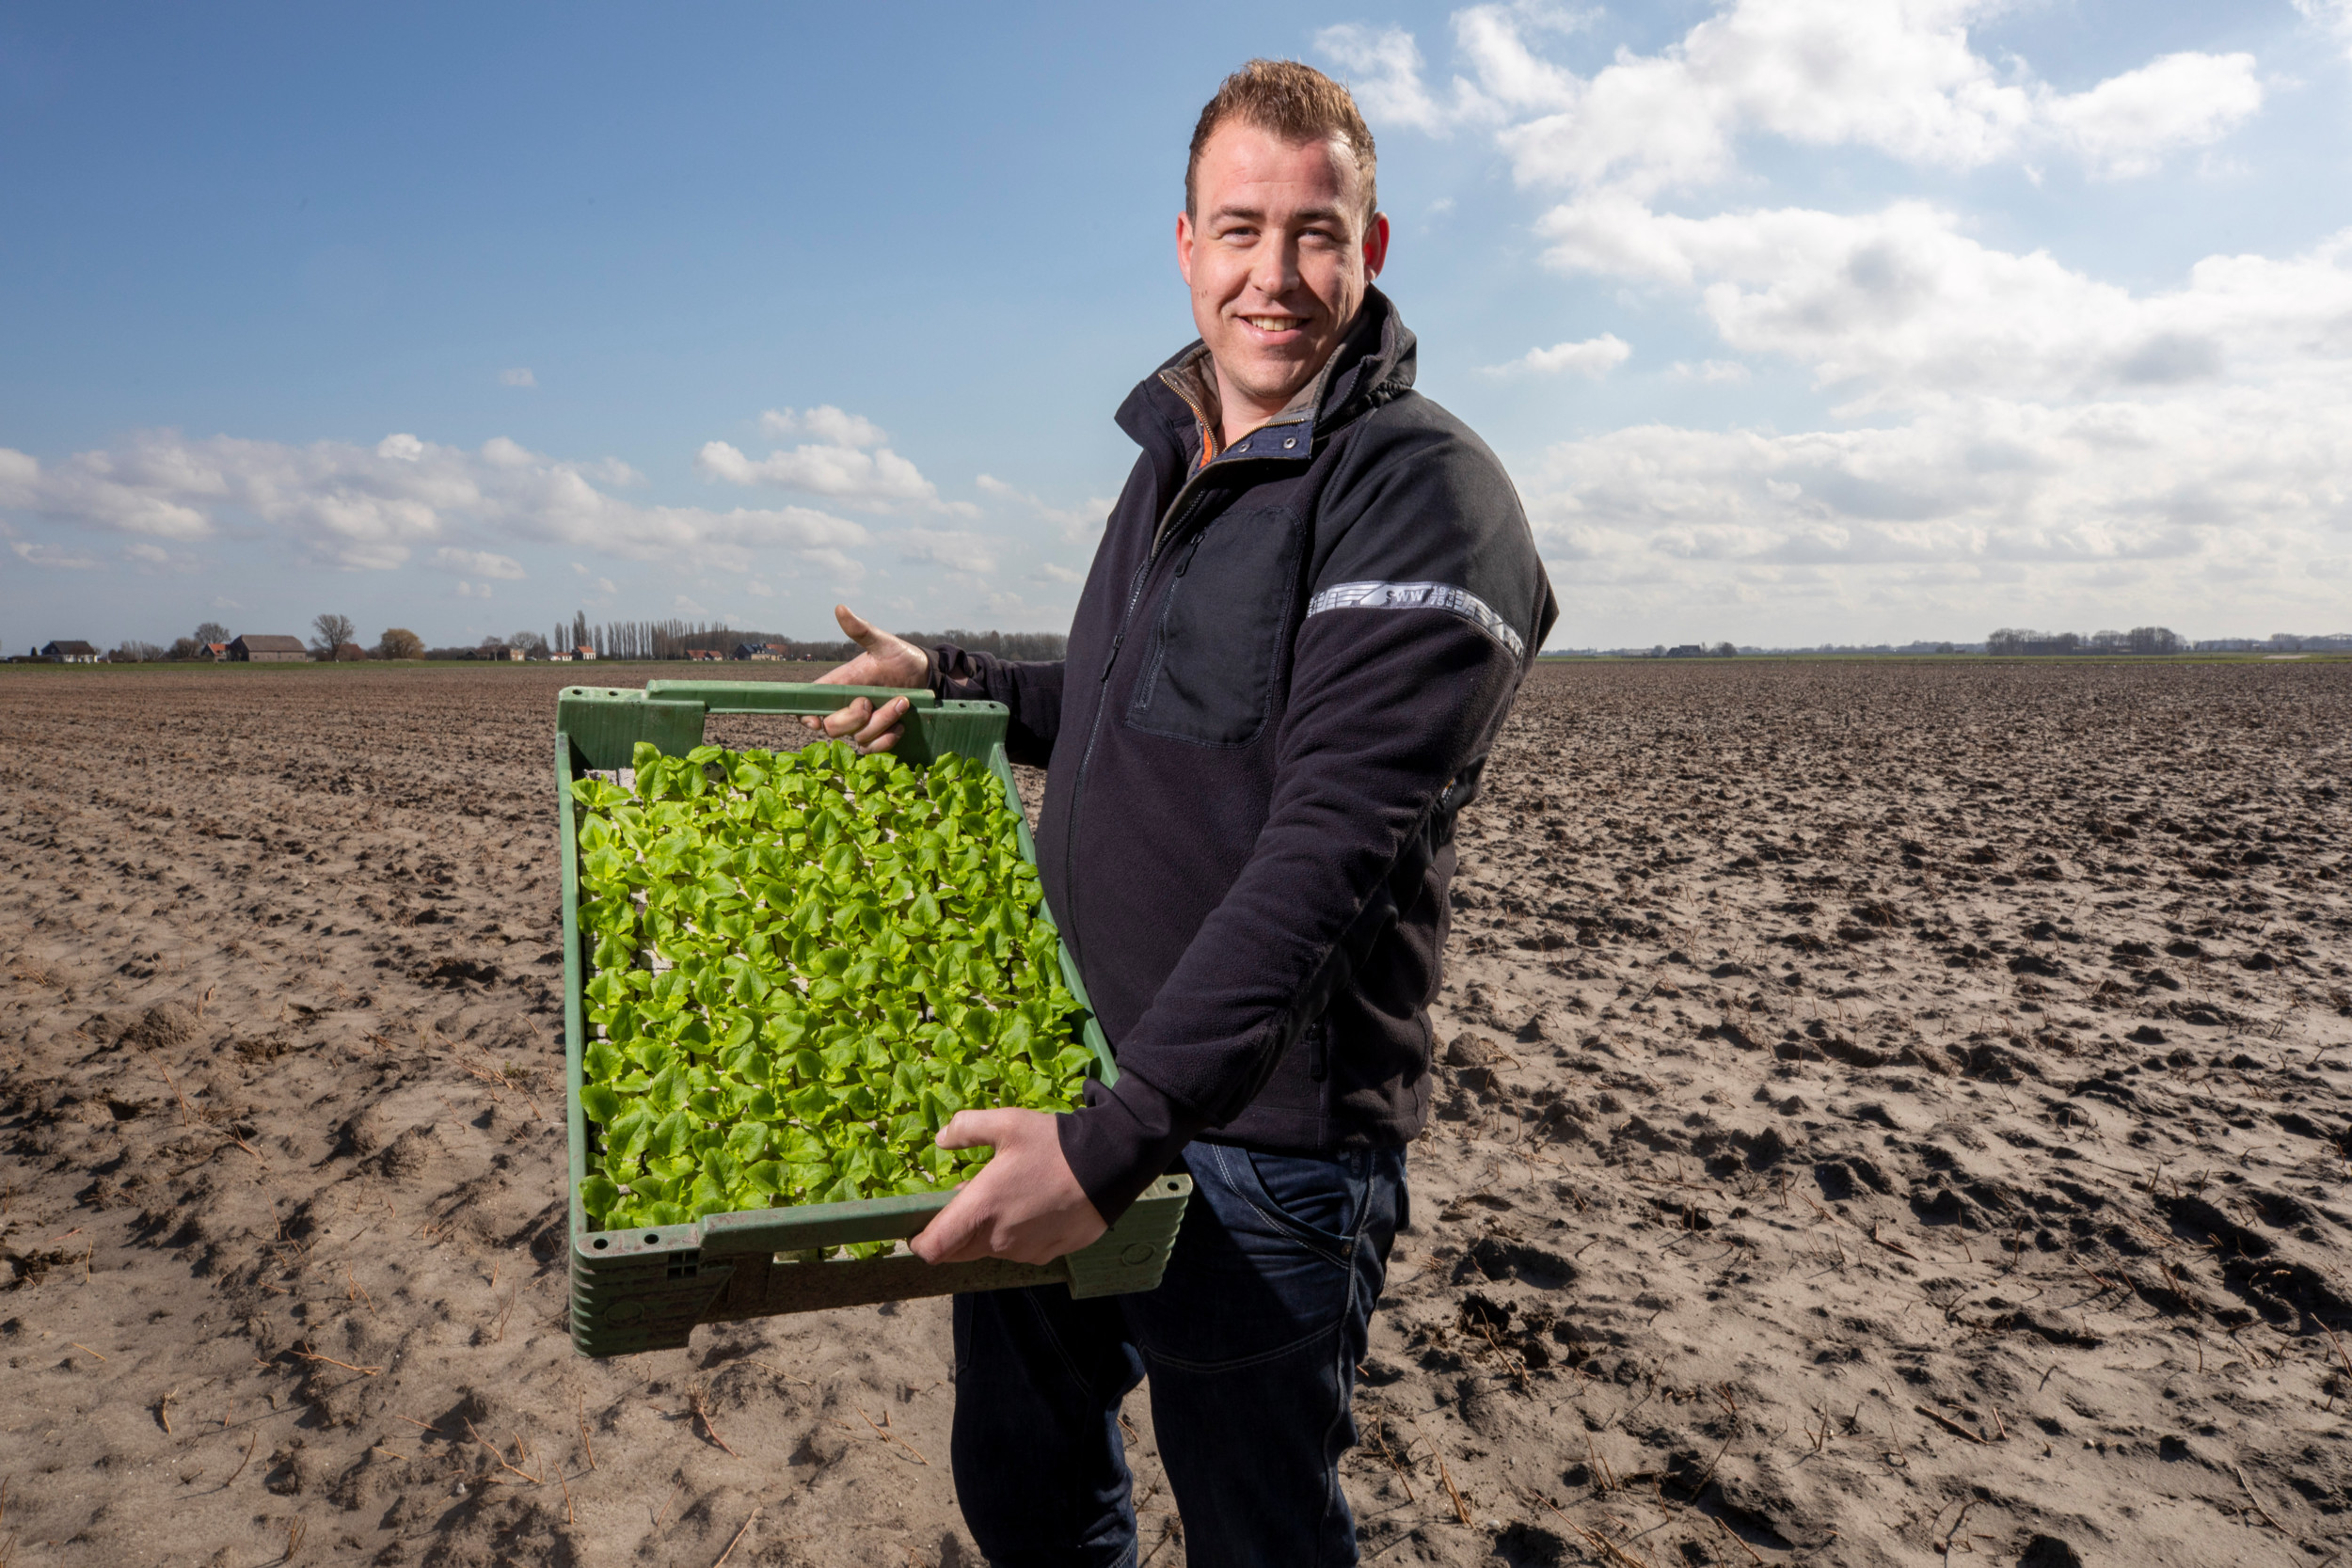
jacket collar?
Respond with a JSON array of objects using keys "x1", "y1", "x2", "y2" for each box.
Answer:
[{"x1": 1115, "y1": 287, "x2": 1416, "y2": 480}]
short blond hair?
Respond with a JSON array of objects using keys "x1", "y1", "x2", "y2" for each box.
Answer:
[{"x1": 1186, "y1": 59, "x2": 1377, "y2": 228}]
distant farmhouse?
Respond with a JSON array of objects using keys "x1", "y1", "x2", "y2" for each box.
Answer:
[
  {"x1": 37, "y1": 640, "x2": 100, "y2": 663},
  {"x1": 199, "y1": 641, "x2": 230, "y2": 661},
  {"x1": 574, "y1": 645, "x2": 596, "y2": 661},
  {"x1": 732, "y1": 641, "x2": 788, "y2": 660},
  {"x1": 230, "y1": 634, "x2": 308, "y2": 662}
]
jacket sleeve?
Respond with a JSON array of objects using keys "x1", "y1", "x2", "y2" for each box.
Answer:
[
  {"x1": 924, "y1": 646, "x2": 1065, "y2": 769},
  {"x1": 1057, "y1": 416, "x2": 1555, "y2": 1219}
]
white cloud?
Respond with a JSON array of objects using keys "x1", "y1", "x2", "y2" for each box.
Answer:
[
  {"x1": 1518, "y1": 384, "x2": 2352, "y2": 627},
  {"x1": 1326, "y1": 3, "x2": 2346, "y2": 641},
  {"x1": 0, "y1": 430, "x2": 870, "y2": 572},
  {"x1": 699, "y1": 406, "x2": 961, "y2": 514},
  {"x1": 2042, "y1": 53, "x2": 2267, "y2": 179},
  {"x1": 1539, "y1": 201, "x2": 2352, "y2": 409},
  {"x1": 1506, "y1": 212, "x2": 2352, "y2": 629},
  {"x1": 1504, "y1": 214, "x2": 2352, "y2": 628},
  {"x1": 1328, "y1": 2, "x2": 2263, "y2": 196},
  {"x1": 10, "y1": 540, "x2": 101, "y2": 569},
  {"x1": 758, "y1": 405, "x2": 887, "y2": 448},
  {"x1": 975, "y1": 472, "x2": 1114, "y2": 541},
  {"x1": 2294, "y1": 0, "x2": 2352, "y2": 63},
  {"x1": 698, "y1": 437, "x2": 942, "y2": 510},
  {"x1": 891, "y1": 528, "x2": 1000, "y2": 575},
  {"x1": 1031, "y1": 562, "x2": 1085, "y2": 585},
  {"x1": 123, "y1": 542, "x2": 171, "y2": 564},
  {"x1": 1317, "y1": 24, "x2": 1459, "y2": 133},
  {"x1": 455, "y1": 580, "x2": 493, "y2": 599},
  {"x1": 1318, "y1": 6, "x2": 1597, "y2": 135},
  {"x1": 430, "y1": 546, "x2": 527, "y2": 579},
  {"x1": 1483, "y1": 332, "x2": 1630, "y2": 376},
  {"x1": 500, "y1": 368, "x2": 537, "y2": 388}
]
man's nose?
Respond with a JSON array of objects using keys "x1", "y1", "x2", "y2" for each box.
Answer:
[{"x1": 1249, "y1": 233, "x2": 1301, "y2": 300}]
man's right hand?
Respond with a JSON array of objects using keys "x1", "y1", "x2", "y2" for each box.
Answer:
[{"x1": 805, "y1": 604, "x2": 930, "y2": 753}]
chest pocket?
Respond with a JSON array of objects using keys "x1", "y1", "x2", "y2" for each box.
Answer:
[{"x1": 1125, "y1": 503, "x2": 1305, "y2": 748}]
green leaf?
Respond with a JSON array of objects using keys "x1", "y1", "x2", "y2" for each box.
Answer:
[
  {"x1": 724, "y1": 1120, "x2": 771, "y2": 1162},
  {"x1": 650, "y1": 1109, "x2": 695, "y2": 1160},
  {"x1": 580, "y1": 1084, "x2": 624, "y2": 1126},
  {"x1": 580, "y1": 1175, "x2": 622, "y2": 1221},
  {"x1": 607, "y1": 1104, "x2": 656, "y2": 1158}
]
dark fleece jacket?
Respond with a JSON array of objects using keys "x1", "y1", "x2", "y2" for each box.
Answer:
[{"x1": 928, "y1": 289, "x2": 1557, "y2": 1220}]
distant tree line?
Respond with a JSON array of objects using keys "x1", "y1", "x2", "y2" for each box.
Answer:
[
  {"x1": 1987, "y1": 626, "x2": 2182, "y2": 656},
  {"x1": 547, "y1": 613, "x2": 1065, "y2": 662},
  {"x1": 93, "y1": 611, "x2": 1064, "y2": 664}
]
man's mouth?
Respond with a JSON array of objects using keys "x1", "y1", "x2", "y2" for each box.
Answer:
[{"x1": 1242, "y1": 315, "x2": 1304, "y2": 334}]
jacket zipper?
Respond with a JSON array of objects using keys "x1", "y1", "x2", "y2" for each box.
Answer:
[{"x1": 1058, "y1": 463, "x2": 1232, "y2": 968}]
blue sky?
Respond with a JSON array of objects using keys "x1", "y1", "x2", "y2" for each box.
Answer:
[{"x1": 5, "y1": 0, "x2": 2350, "y2": 652}]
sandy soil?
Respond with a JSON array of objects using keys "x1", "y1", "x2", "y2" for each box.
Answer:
[{"x1": 2, "y1": 659, "x2": 2348, "y2": 1568}]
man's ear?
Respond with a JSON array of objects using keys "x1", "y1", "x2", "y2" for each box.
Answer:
[
  {"x1": 1362, "y1": 212, "x2": 1391, "y2": 281},
  {"x1": 1176, "y1": 210, "x2": 1196, "y2": 288}
]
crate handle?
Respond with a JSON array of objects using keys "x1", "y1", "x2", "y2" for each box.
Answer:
[{"x1": 643, "y1": 680, "x2": 937, "y2": 717}]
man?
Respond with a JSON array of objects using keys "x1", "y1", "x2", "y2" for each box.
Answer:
[{"x1": 808, "y1": 58, "x2": 1557, "y2": 1567}]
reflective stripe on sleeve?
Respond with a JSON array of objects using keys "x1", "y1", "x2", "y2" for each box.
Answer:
[{"x1": 1303, "y1": 580, "x2": 1526, "y2": 658}]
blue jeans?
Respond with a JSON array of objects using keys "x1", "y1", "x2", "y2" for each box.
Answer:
[{"x1": 951, "y1": 1142, "x2": 1408, "y2": 1568}]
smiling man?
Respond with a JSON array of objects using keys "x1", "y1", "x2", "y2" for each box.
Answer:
[{"x1": 810, "y1": 59, "x2": 1556, "y2": 1567}]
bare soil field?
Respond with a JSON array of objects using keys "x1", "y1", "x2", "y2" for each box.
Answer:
[{"x1": 1, "y1": 658, "x2": 2348, "y2": 1568}]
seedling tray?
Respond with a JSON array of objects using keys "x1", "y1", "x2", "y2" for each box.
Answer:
[{"x1": 557, "y1": 680, "x2": 1189, "y2": 1357}]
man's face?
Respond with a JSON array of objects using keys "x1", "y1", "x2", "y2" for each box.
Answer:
[{"x1": 1177, "y1": 122, "x2": 1390, "y2": 429}]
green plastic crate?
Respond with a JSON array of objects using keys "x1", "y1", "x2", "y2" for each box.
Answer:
[{"x1": 556, "y1": 680, "x2": 1190, "y2": 1356}]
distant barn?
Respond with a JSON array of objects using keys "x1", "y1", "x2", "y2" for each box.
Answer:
[
  {"x1": 732, "y1": 641, "x2": 787, "y2": 660},
  {"x1": 230, "y1": 634, "x2": 308, "y2": 663},
  {"x1": 38, "y1": 640, "x2": 100, "y2": 664}
]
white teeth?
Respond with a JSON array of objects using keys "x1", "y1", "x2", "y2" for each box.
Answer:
[{"x1": 1246, "y1": 316, "x2": 1298, "y2": 331}]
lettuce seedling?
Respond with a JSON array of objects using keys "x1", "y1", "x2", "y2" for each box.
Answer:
[{"x1": 571, "y1": 740, "x2": 1093, "y2": 1251}]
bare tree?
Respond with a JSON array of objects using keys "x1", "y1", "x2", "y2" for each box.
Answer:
[
  {"x1": 510, "y1": 629, "x2": 548, "y2": 655},
  {"x1": 194, "y1": 620, "x2": 231, "y2": 645},
  {"x1": 311, "y1": 612, "x2": 357, "y2": 658}
]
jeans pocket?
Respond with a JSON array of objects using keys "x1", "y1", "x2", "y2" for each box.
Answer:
[{"x1": 1233, "y1": 1148, "x2": 1360, "y2": 1250}]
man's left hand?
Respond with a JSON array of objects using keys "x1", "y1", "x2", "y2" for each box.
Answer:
[{"x1": 910, "y1": 1109, "x2": 1107, "y2": 1265}]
